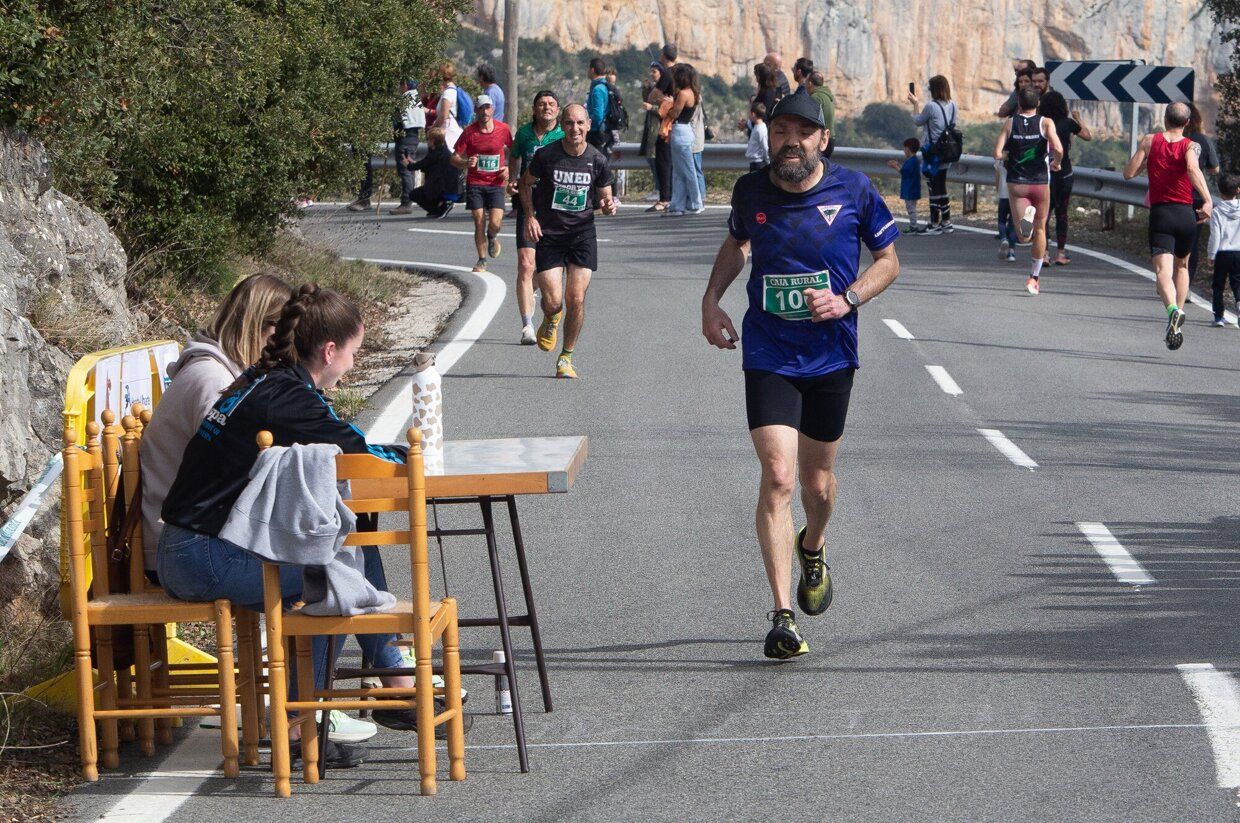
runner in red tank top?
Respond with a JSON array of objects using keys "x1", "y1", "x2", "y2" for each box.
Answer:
[{"x1": 1124, "y1": 102, "x2": 1212, "y2": 350}]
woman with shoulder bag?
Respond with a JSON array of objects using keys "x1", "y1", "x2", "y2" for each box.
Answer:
[{"x1": 909, "y1": 74, "x2": 959, "y2": 234}]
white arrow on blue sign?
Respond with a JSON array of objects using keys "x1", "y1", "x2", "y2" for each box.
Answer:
[{"x1": 1045, "y1": 61, "x2": 1194, "y2": 105}]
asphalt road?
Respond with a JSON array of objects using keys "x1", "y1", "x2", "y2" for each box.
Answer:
[{"x1": 67, "y1": 202, "x2": 1240, "y2": 822}]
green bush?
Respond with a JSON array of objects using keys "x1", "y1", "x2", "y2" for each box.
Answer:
[{"x1": 1, "y1": 0, "x2": 467, "y2": 287}]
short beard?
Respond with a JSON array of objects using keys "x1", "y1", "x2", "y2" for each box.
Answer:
[{"x1": 772, "y1": 146, "x2": 821, "y2": 184}]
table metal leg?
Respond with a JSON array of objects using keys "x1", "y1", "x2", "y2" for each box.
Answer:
[
  {"x1": 505, "y1": 495, "x2": 553, "y2": 712},
  {"x1": 480, "y1": 497, "x2": 529, "y2": 772}
]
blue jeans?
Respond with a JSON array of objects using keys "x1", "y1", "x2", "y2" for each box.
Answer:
[
  {"x1": 669, "y1": 124, "x2": 701, "y2": 213},
  {"x1": 693, "y1": 151, "x2": 706, "y2": 202},
  {"x1": 158, "y1": 524, "x2": 403, "y2": 697}
]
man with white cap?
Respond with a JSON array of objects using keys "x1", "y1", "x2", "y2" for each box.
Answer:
[{"x1": 452, "y1": 93, "x2": 513, "y2": 271}]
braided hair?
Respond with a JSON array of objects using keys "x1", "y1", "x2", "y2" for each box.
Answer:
[{"x1": 223, "y1": 283, "x2": 362, "y2": 392}]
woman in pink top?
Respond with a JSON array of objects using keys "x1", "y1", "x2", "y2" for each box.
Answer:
[{"x1": 1124, "y1": 102, "x2": 1212, "y2": 350}]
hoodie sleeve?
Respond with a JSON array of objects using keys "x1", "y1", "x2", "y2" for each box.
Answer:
[
  {"x1": 266, "y1": 378, "x2": 407, "y2": 462},
  {"x1": 1209, "y1": 203, "x2": 1221, "y2": 260}
]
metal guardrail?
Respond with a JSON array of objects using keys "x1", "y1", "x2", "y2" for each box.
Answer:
[{"x1": 374, "y1": 141, "x2": 1148, "y2": 208}]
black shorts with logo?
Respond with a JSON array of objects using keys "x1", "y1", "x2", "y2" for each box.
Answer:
[
  {"x1": 465, "y1": 185, "x2": 506, "y2": 212},
  {"x1": 744, "y1": 367, "x2": 855, "y2": 443},
  {"x1": 535, "y1": 228, "x2": 598, "y2": 272}
]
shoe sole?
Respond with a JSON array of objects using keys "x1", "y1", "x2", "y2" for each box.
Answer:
[
  {"x1": 488, "y1": 237, "x2": 501, "y2": 258},
  {"x1": 1019, "y1": 206, "x2": 1036, "y2": 239},
  {"x1": 764, "y1": 639, "x2": 810, "y2": 660},
  {"x1": 1166, "y1": 312, "x2": 1185, "y2": 350},
  {"x1": 794, "y1": 527, "x2": 833, "y2": 616}
]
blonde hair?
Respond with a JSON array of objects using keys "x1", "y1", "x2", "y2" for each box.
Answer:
[
  {"x1": 439, "y1": 61, "x2": 455, "y2": 83},
  {"x1": 426, "y1": 126, "x2": 446, "y2": 147},
  {"x1": 208, "y1": 273, "x2": 294, "y2": 369}
]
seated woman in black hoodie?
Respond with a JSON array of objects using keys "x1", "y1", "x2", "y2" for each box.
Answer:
[{"x1": 405, "y1": 126, "x2": 460, "y2": 217}]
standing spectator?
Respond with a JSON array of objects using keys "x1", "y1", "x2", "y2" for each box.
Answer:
[
  {"x1": 1038, "y1": 91, "x2": 1091, "y2": 265},
  {"x1": 764, "y1": 52, "x2": 791, "y2": 98},
  {"x1": 605, "y1": 67, "x2": 625, "y2": 150},
  {"x1": 792, "y1": 57, "x2": 814, "y2": 94},
  {"x1": 805, "y1": 71, "x2": 835, "y2": 133},
  {"x1": 745, "y1": 102, "x2": 769, "y2": 170},
  {"x1": 639, "y1": 63, "x2": 665, "y2": 203},
  {"x1": 586, "y1": 57, "x2": 611, "y2": 151},
  {"x1": 887, "y1": 138, "x2": 923, "y2": 232},
  {"x1": 647, "y1": 44, "x2": 678, "y2": 213},
  {"x1": 666, "y1": 63, "x2": 702, "y2": 215},
  {"x1": 476, "y1": 63, "x2": 505, "y2": 124},
  {"x1": 1208, "y1": 173, "x2": 1240, "y2": 326},
  {"x1": 909, "y1": 74, "x2": 958, "y2": 233},
  {"x1": 997, "y1": 59, "x2": 1036, "y2": 118},
  {"x1": 436, "y1": 62, "x2": 463, "y2": 150},
  {"x1": 754, "y1": 63, "x2": 780, "y2": 117},
  {"x1": 690, "y1": 81, "x2": 708, "y2": 204},
  {"x1": 1031, "y1": 67, "x2": 1051, "y2": 100},
  {"x1": 1187, "y1": 103, "x2": 1221, "y2": 282},
  {"x1": 390, "y1": 80, "x2": 426, "y2": 215}
]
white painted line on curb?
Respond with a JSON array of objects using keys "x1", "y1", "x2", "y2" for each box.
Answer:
[
  {"x1": 1177, "y1": 663, "x2": 1240, "y2": 800},
  {"x1": 925, "y1": 365, "x2": 963, "y2": 396},
  {"x1": 1076, "y1": 522, "x2": 1156, "y2": 586},
  {"x1": 882, "y1": 318, "x2": 915, "y2": 340},
  {"x1": 345, "y1": 258, "x2": 506, "y2": 444},
  {"x1": 976, "y1": 428, "x2": 1038, "y2": 470},
  {"x1": 95, "y1": 728, "x2": 220, "y2": 821}
]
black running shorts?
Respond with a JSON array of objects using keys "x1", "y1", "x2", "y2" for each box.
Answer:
[
  {"x1": 744, "y1": 367, "x2": 855, "y2": 443},
  {"x1": 465, "y1": 185, "x2": 506, "y2": 212},
  {"x1": 535, "y1": 229, "x2": 598, "y2": 272},
  {"x1": 513, "y1": 200, "x2": 535, "y2": 250},
  {"x1": 1148, "y1": 202, "x2": 1197, "y2": 258}
]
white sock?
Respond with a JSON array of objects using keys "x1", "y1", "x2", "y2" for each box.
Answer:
[
  {"x1": 521, "y1": 314, "x2": 533, "y2": 327},
  {"x1": 1031, "y1": 258, "x2": 1044, "y2": 280}
]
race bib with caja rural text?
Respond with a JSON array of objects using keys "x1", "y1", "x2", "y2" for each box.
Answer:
[{"x1": 762, "y1": 271, "x2": 832, "y2": 320}]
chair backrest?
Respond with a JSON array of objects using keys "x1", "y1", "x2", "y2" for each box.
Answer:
[{"x1": 63, "y1": 422, "x2": 114, "y2": 623}]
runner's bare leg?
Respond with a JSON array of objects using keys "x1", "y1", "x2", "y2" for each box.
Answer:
[
  {"x1": 561, "y1": 265, "x2": 593, "y2": 351},
  {"x1": 798, "y1": 434, "x2": 841, "y2": 552},
  {"x1": 751, "y1": 425, "x2": 799, "y2": 611},
  {"x1": 471, "y1": 209, "x2": 487, "y2": 259}
]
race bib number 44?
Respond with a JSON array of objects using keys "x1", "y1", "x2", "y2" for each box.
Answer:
[
  {"x1": 476, "y1": 154, "x2": 501, "y2": 172},
  {"x1": 762, "y1": 271, "x2": 831, "y2": 320},
  {"x1": 552, "y1": 184, "x2": 588, "y2": 212}
]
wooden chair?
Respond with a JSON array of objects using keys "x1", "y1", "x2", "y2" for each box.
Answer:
[
  {"x1": 64, "y1": 421, "x2": 241, "y2": 780},
  {"x1": 259, "y1": 428, "x2": 466, "y2": 797}
]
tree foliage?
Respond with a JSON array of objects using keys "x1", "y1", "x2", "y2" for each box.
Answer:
[
  {"x1": 1206, "y1": 0, "x2": 1239, "y2": 170},
  {"x1": 1, "y1": 0, "x2": 467, "y2": 285}
]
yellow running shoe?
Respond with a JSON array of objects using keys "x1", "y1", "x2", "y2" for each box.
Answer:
[
  {"x1": 536, "y1": 310, "x2": 562, "y2": 351},
  {"x1": 556, "y1": 354, "x2": 577, "y2": 379}
]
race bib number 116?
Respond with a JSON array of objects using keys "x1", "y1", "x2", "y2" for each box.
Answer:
[{"x1": 762, "y1": 271, "x2": 831, "y2": 320}]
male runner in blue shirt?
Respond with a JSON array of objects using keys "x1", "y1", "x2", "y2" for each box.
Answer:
[{"x1": 701, "y1": 94, "x2": 901, "y2": 659}]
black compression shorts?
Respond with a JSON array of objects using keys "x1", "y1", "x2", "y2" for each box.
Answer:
[
  {"x1": 1148, "y1": 202, "x2": 1198, "y2": 258},
  {"x1": 744, "y1": 367, "x2": 855, "y2": 443},
  {"x1": 535, "y1": 229, "x2": 598, "y2": 272}
]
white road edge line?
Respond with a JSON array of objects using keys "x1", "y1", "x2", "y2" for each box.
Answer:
[
  {"x1": 406, "y1": 227, "x2": 612, "y2": 242},
  {"x1": 925, "y1": 365, "x2": 963, "y2": 396},
  {"x1": 1076, "y1": 522, "x2": 1156, "y2": 586},
  {"x1": 882, "y1": 318, "x2": 915, "y2": 340},
  {"x1": 976, "y1": 428, "x2": 1038, "y2": 470},
  {"x1": 1176, "y1": 663, "x2": 1240, "y2": 800}
]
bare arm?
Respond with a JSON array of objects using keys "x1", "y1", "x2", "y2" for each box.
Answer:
[
  {"x1": 506, "y1": 153, "x2": 521, "y2": 195},
  {"x1": 668, "y1": 88, "x2": 690, "y2": 122},
  {"x1": 701, "y1": 235, "x2": 749, "y2": 349},
  {"x1": 449, "y1": 148, "x2": 471, "y2": 170},
  {"x1": 518, "y1": 169, "x2": 543, "y2": 241},
  {"x1": 993, "y1": 120, "x2": 1011, "y2": 162},
  {"x1": 1044, "y1": 118, "x2": 1064, "y2": 172},
  {"x1": 596, "y1": 184, "x2": 616, "y2": 215},
  {"x1": 997, "y1": 100, "x2": 1016, "y2": 119},
  {"x1": 803, "y1": 242, "x2": 900, "y2": 323},
  {"x1": 1071, "y1": 111, "x2": 1092, "y2": 141},
  {"x1": 1186, "y1": 143, "x2": 1213, "y2": 222},
  {"x1": 1124, "y1": 134, "x2": 1151, "y2": 179}
]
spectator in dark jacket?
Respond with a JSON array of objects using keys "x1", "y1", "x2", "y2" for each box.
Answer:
[{"x1": 405, "y1": 127, "x2": 459, "y2": 218}]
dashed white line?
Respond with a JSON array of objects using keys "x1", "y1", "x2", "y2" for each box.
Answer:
[
  {"x1": 976, "y1": 428, "x2": 1038, "y2": 470},
  {"x1": 1177, "y1": 663, "x2": 1240, "y2": 801},
  {"x1": 882, "y1": 318, "x2": 915, "y2": 339},
  {"x1": 1076, "y1": 522, "x2": 1156, "y2": 586},
  {"x1": 925, "y1": 365, "x2": 963, "y2": 396}
]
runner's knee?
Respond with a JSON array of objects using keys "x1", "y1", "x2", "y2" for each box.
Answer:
[{"x1": 759, "y1": 460, "x2": 796, "y2": 500}]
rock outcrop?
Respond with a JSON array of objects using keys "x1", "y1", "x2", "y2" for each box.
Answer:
[
  {"x1": 0, "y1": 126, "x2": 134, "y2": 615},
  {"x1": 467, "y1": 0, "x2": 1231, "y2": 129}
]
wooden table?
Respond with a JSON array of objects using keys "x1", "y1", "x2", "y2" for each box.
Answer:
[{"x1": 343, "y1": 435, "x2": 587, "y2": 772}]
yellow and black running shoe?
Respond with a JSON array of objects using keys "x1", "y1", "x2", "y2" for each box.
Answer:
[
  {"x1": 764, "y1": 609, "x2": 809, "y2": 660},
  {"x1": 537, "y1": 310, "x2": 562, "y2": 352},
  {"x1": 795, "y1": 526, "x2": 833, "y2": 616}
]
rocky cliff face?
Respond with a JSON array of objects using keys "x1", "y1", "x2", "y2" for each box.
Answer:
[
  {"x1": 0, "y1": 127, "x2": 134, "y2": 615},
  {"x1": 467, "y1": 0, "x2": 1231, "y2": 129}
]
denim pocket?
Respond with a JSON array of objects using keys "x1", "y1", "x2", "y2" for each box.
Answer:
[{"x1": 156, "y1": 528, "x2": 217, "y2": 601}]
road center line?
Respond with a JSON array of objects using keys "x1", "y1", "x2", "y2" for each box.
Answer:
[
  {"x1": 976, "y1": 428, "x2": 1037, "y2": 470},
  {"x1": 925, "y1": 365, "x2": 963, "y2": 396},
  {"x1": 1177, "y1": 663, "x2": 1240, "y2": 798},
  {"x1": 882, "y1": 318, "x2": 915, "y2": 339},
  {"x1": 1076, "y1": 522, "x2": 1156, "y2": 586}
]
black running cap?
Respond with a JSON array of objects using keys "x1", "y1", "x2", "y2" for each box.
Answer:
[{"x1": 768, "y1": 94, "x2": 826, "y2": 129}]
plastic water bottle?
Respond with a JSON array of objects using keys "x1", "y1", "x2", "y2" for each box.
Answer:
[
  {"x1": 493, "y1": 650, "x2": 512, "y2": 715},
  {"x1": 410, "y1": 352, "x2": 443, "y2": 470}
]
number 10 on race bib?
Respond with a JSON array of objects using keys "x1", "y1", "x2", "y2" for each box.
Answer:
[{"x1": 762, "y1": 271, "x2": 831, "y2": 320}]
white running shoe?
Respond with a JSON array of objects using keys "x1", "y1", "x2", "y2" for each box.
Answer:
[
  {"x1": 998, "y1": 240, "x2": 1010, "y2": 260},
  {"x1": 520, "y1": 324, "x2": 537, "y2": 345},
  {"x1": 399, "y1": 648, "x2": 469, "y2": 703},
  {"x1": 1019, "y1": 205, "x2": 1036, "y2": 239},
  {"x1": 317, "y1": 710, "x2": 378, "y2": 743}
]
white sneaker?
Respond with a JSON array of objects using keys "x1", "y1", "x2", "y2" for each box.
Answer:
[
  {"x1": 520, "y1": 324, "x2": 537, "y2": 345},
  {"x1": 1019, "y1": 206, "x2": 1036, "y2": 239},
  {"x1": 998, "y1": 240, "x2": 1010, "y2": 260},
  {"x1": 398, "y1": 648, "x2": 469, "y2": 703},
  {"x1": 316, "y1": 710, "x2": 377, "y2": 743}
]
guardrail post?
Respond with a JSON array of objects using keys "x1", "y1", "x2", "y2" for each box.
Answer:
[
  {"x1": 962, "y1": 183, "x2": 978, "y2": 215},
  {"x1": 615, "y1": 169, "x2": 627, "y2": 198},
  {"x1": 1101, "y1": 199, "x2": 1116, "y2": 231}
]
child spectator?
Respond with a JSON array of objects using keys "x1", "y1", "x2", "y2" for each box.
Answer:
[
  {"x1": 1208, "y1": 172, "x2": 1240, "y2": 326},
  {"x1": 887, "y1": 138, "x2": 923, "y2": 232},
  {"x1": 745, "y1": 102, "x2": 769, "y2": 171}
]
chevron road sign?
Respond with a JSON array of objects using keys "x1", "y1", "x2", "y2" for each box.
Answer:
[{"x1": 1046, "y1": 61, "x2": 1195, "y2": 104}]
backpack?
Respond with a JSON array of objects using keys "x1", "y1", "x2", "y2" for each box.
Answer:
[
  {"x1": 931, "y1": 101, "x2": 964, "y2": 164},
  {"x1": 454, "y1": 86, "x2": 474, "y2": 127},
  {"x1": 604, "y1": 83, "x2": 629, "y2": 132}
]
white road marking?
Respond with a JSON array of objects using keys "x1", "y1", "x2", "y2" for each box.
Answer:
[
  {"x1": 406, "y1": 227, "x2": 611, "y2": 242},
  {"x1": 344, "y1": 258, "x2": 507, "y2": 443},
  {"x1": 882, "y1": 318, "x2": 915, "y2": 339},
  {"x1": 925, "y1": 365, "x2": 963, "y2": 396},
  {"x1": 976, "y1": 428, "x2": 1038, "y2": 470},
  {"x1": 452, "y1": 721, "x2": 1218, "y2": 752},
  {"x1": 1177, "y1": 663, "x2": 1240, "y2": 800},
  {"x1": 1076, "y1": 522, "x2": 1156, "y2": 586},
  {"x1": 95, "y1": 728, "x2": 220, "y2": 820}
]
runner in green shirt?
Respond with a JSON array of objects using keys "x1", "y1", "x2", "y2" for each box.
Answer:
[{"x1": 507, "y1": 91, "x2": 565, "y2": 344}]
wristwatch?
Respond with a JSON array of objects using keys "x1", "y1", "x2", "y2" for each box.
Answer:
[{"x1": 844, "y1": 289, "x2": 862, "y2": 310}]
